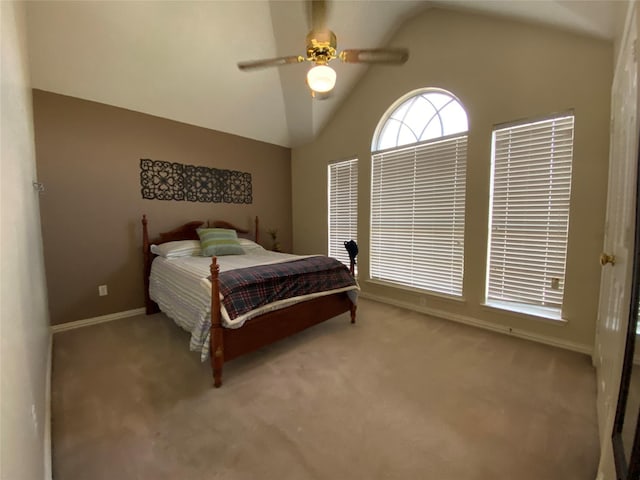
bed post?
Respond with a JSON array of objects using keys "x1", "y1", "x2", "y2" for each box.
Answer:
[
  {"x1": 349, "y1": 257, "x2": 357, "y2": 324},
  {"x1": 142, "y1": 215, "x2": 155, "y2": 315},
  {"x1": 210, "y1": 257, "x2": 224, "y2": 388},
  {"x1": 254, "y1": 216, "x2": 259, "y2": 244}
]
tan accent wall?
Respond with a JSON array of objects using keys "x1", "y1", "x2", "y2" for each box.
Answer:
[
  {"x1": 33, "y1": 90, "x2": 292, "y2": 325},
  {"x1": 292, "y1": 8, "x2": 613, "y2": 350}
]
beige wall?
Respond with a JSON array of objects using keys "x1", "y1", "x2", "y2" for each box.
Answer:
[
  {"x1": 33, "y1": 90, "x2": 292, "y2": 325},
  {"x1": 292, "y1": 8, "x2": 613, "y2": 351},
  {"x1": 1, "y1": 2, "x2": 52, "y2": 479}
]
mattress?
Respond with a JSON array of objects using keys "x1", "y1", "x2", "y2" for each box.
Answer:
[{"x1": 149, "y1": 245, "x2": 358, "y2": 360}]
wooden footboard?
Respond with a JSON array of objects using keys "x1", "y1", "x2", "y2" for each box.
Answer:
[{"x1": 208, "y1": 256, "x2": 356, "y2": 387}]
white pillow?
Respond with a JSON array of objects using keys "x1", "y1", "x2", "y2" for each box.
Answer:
[
  {"x1": 151, "y1": 240, "x2": 201, "y2": 258},
  {"x1": 237, "y1": 238, "x2": 265, "y2": 252}
]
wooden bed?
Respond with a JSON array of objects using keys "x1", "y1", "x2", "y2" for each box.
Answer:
[{"x1": 142, "y1": 215, "x2": 356, "y2": 388}]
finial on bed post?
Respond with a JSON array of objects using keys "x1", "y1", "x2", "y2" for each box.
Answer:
[
  {"x1": 142, "y1": 214, "x2": 149, "y2": 248},
  {"x1": 210, "y1": 256, "x2": 224, "y2": 388}
]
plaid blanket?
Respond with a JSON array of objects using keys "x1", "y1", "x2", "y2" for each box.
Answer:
[{"x1": 215, "y1": 256, "x2": 357, "y2": 320}]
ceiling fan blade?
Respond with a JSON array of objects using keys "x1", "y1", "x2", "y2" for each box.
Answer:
[
  {"x1": 238, "y1": 55, "x2": 304, "y2": 71},
  {"x1": 307, "y1": 0, "x2": 328, "y2": 32},
  {"x1": 340, "y1": 48, "x2": 409, "y2": 65}
]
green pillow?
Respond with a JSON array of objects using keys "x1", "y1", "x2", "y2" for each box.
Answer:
[{"x1": 197, "y1": 228, "x2": 244, "y2": 256}]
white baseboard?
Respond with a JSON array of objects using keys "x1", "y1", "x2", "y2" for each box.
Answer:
[
  {"x1": 44, "y1": 332, "x2": 52, "y2": 480},
  {"x1": 359, "y1": 292, "x2": 593, "y2": 356},
  {"x1": 51, "y1": 308, "x2": 146, "y2": 333}
]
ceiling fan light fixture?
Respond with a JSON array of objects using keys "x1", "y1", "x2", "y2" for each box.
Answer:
[{"x1": 306, "y1": 64, "x2": 336, "y2": 93}]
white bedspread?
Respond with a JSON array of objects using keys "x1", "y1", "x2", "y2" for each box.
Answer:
[{"x1": 149, "y1": 246, "x2": 358, "y2": 361}]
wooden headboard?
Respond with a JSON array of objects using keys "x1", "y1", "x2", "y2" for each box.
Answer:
[{"x1": 141, "y1": 215, "x2": 259, "y2": 314}]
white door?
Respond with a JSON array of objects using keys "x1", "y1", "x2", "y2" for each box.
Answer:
[{"x1": 595, "y1": 4, "x2": 640, "y2": 479}]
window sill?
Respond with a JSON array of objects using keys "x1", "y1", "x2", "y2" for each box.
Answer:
[
  {"x1": 366, "y1": 279, "x2": 466, "y2": 303},
  {"x1": 482, "y1": 300, "x2": 567, "y2": 324}
]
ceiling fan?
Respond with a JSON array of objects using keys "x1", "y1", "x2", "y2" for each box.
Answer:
[{"x1": 237, "y1": 0, "x2": 409, "y2": 98}]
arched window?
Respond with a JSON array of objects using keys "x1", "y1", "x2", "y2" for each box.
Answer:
[
  {"x1": 370, "y1": 88, "x2": 468, "y2": 296},
  {"x1": 373, "y1": 89, "x2": 468, "y2": 151}
]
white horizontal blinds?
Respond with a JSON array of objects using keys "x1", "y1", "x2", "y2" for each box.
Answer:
[
  {"x1": 371, "y1": 135, "x2": 467, "y2": 295},
  {"x1": 487, "y1": 115, "x2": 574, "y2": 311},
  {"x1": 328, "y1": 159, "x2": 358, "y2": 267}
]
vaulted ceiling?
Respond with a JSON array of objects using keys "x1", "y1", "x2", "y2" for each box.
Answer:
[{"x1": 26, "y1": 1, "x2": 616, "y2": 148}]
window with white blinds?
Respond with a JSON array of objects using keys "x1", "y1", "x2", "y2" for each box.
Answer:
[
  {"x1": 371, "y1": 136, "x2": 467, "y2": 295},
  {"x1": 486, "y1": 114, "x2": 574, "y2": 317},
  {"x1": 370, "y1": 89, "x2": 468, "y2": 296},
  {"x1": 328, "y1": 158, "x2": 358, "y2": 268}
]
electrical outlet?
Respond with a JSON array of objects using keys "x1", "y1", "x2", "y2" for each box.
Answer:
[{"x1": 98, "y1": 285, "x2": 108, "y2": 296}]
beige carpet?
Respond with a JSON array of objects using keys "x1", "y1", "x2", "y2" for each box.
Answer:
[{"x1": 51, "y1": 298, "x2": 599, "y2": 480}]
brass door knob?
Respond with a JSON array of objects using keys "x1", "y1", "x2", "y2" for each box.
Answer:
[{"x1": 600, "y1": 253, "x2": 616, "y2": 266}]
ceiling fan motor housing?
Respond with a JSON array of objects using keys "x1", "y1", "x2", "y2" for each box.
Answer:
[{"x1": 306, "y1": 29, "x2": 337, "y2": 65}]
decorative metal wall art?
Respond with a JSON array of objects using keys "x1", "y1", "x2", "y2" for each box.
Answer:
[{"x1": 140, "y1": 159, "x2": 252, "y2": 204}]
